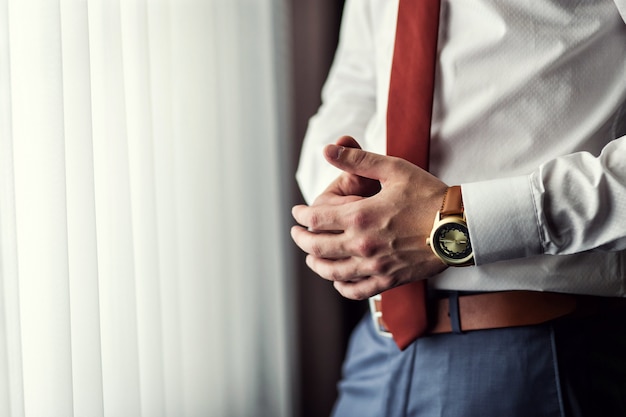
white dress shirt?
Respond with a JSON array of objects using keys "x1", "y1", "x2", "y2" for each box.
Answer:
[{"x1": 296, "y1": 0, "x2": 626, "y2": 296}]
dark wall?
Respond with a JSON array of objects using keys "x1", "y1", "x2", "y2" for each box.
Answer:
[{"x1": 289, "y1": 1, "x2": 368, "y2": 416}]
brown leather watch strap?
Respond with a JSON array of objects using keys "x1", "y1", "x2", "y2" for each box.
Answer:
[{"x1": 440, "y1": 185, "x2": 464, "y2": 216}]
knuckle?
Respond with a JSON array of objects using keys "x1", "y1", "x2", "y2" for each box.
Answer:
[
  {"x1": 345, "y1": 286, "x2": 369, "y2": 301},
  {"x1": 334, "y1": 280, "x2": 375, "y2": 301},
  {"x1": 307, "y1": 213, "x2": 320, "y2": 230},
  {"x1": 391, "y1": 156, "x2": 408, "y2": 171},
  {"x1": 348, "y1": 210, "x2": 369, "y2": 229},
  {"x1": 352, "y1": 290, "x2": 369, "y2": 301},
  {"x1": 350, "y1": 149, "x2": 368, "y2": 166},
  {"x1": 312, "y1": 260, "x2": 343, "y2": 282},
  {"x1": 329, "y1": 269, "x2": 344, "y2": 282},
  {"x1": 354, "y1": 237, "x2": 376, "y2": 258},
  {"x1": 381, "y1": 274, "x2": 400, "y2": 291},
  {"x1": 310, "y1": 243, "x2": 324, "y2": 258},
  {"x1": 370, "y1": 257, "x2": 390, "y2": 275}
]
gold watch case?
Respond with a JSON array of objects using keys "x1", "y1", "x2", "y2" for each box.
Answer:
[{"x1": 426, "y1": 212, "x2": 474, "y2": 266}]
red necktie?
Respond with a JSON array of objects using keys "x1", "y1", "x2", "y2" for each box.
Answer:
[{"x1": 382, "y1": 0, "x2": 442, "y2": 350}]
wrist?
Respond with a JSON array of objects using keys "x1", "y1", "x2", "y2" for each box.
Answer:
[{"x1": 426, "y1": 186, "x2": 475, "y2": 266}]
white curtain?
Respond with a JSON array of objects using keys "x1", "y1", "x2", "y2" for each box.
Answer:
[{"x1": 0, "y1": 0, "x2": 294, "y2": 416}]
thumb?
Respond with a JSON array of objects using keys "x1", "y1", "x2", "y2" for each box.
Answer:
[
  {"x1": 335, "y1": 135, "x2": 362, "y2": 149},
  {"x1": 323, "y1": 144, "x2": 397, "y2": 183}
]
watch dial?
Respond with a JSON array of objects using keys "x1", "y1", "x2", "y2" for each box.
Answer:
[{"x1": 434, "y1": 223, "x2": 472, "y2": 260}]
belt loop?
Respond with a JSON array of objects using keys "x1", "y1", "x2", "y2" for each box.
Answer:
[{"x1": 449, "y1": 291, "x2": 463, "y2": 334}]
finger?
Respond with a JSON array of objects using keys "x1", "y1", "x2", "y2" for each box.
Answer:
[
  {"x1": 333, "y1": 276, "x2": 397, "y2": 300},
  {"x1": 290, "y1": 225, "x2": 353, "y2": 259},
  {"x1": 304, "y1": 252, "x2": 395, "y2": 282},
  {"x1": 323, "y1": 145, "x2": 406, "y2": 184},
  {"x1": 304, "y1": 255, "x2": 372, "y2": 282},
  {"x1": 291, "y1": 204, "x2": 348, "y2": 231},
  {"x1": 330, "y1": 171, "x2": 380, "y2": 198},
  {"x1": 335, "y1": 135, "x2": 362, "y2": 149},
  {"x1": 314, "y1": 170, "x2": 381, "y2": 206},
  {"x1": 312, "y1": 191, "x2": 363, "y2": 207}
]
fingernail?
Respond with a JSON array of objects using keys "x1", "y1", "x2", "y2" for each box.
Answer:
[{"x1": 326, "y1": 144, "x2": 344, "y2": 160}]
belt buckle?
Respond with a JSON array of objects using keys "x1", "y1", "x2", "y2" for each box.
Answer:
[{"x1": 369, "y1": 294, "x2": 393, "y2": 338}]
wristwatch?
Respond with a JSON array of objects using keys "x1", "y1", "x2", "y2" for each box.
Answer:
[{"x1": 426, "y1": 185, "x2": 474, "y2": 266}]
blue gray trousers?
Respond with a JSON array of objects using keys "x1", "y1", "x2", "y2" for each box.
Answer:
[{"x1": 332, "y1": 301, "x2": 626, "y2": 417}]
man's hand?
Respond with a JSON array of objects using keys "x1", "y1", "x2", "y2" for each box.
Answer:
[
  {"x1": 291, "y1": 138, "x2": 449, "y2": 300},
  {"x1": 311, "y1": 136, "x2": 381, "y2": 208}
]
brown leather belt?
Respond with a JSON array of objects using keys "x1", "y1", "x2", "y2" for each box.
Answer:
[{"x1": 369, "y1": 290, "x2": 583, "y2": 338}]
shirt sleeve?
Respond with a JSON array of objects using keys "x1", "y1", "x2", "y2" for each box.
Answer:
[
  {"x1": 463, "y1": 135, "x2": 626, "y2": 265},
  {"x1": 295, "y1": 0, "x2": 377, "y2": 204}
]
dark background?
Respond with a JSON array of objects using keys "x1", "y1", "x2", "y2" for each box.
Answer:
[{"x1": 289, "y1": 1, "x2": 369, "y2": 416}]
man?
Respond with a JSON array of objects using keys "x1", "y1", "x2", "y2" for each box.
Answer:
[{"x1": 291, "y1": 0, "x2": 626, "y2": 416}]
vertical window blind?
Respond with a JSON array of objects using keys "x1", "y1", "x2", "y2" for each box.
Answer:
[{"x1": 0, "y1": 0, "x2": 294, "y2": 416}]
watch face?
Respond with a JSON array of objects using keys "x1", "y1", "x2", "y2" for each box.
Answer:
[{"x1": 433, "y1": 221, "x2": 473, "y2": 264}]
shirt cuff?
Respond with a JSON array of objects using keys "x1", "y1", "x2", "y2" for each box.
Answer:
[{"x1": 462, "y1": 175, "x2": 544, "y2": 265}]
